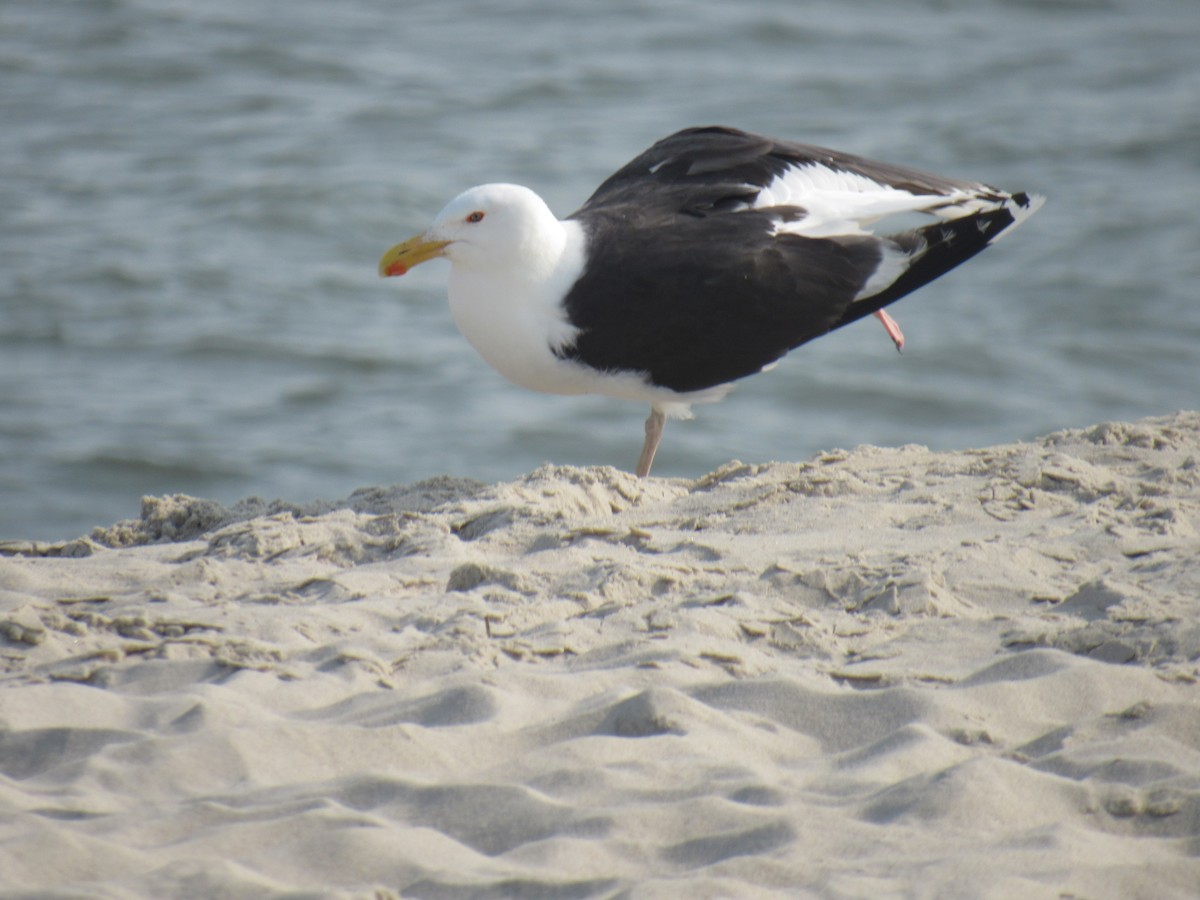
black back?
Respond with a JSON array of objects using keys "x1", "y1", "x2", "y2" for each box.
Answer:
[{"x1": 557, "y1": 126, "x2": 1033, "y2": 394}]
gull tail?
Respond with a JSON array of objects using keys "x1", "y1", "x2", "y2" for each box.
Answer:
[{"x1": 839, "y1": 191, "x2": 1046, "y2": 328}]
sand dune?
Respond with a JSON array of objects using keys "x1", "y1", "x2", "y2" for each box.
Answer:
[{"x1": 2, "y1": 413, "x2": 1199, "y2": 898}]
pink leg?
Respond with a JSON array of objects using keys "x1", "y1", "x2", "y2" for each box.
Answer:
[
  {"x1": 874, "y1": 309, "x2": 905, "y2": 352},
  {"x1": 636, "y1": 408, "x2": 666, "y2": 478}
]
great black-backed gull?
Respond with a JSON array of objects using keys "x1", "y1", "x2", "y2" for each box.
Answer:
[{"x1": 379, "y1": 126, "x2": 1044, "y2": 477}]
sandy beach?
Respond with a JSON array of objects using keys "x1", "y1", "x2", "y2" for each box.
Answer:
[{"x1": 2, "y1": 412, "x2": 1198, "y2": 898}]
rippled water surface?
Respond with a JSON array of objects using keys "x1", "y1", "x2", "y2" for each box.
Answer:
[{"x1": 2, "y1": 0, "x2": 1198, "y2": 539}]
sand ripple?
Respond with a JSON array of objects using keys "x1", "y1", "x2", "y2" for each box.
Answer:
[{"x1": 2, "y1": 414, "x2": 1199, "y2": 897}]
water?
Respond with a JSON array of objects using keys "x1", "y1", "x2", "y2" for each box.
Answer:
[{"x1": 2, "y1": 0, "x2": 1197, "y2": 541}]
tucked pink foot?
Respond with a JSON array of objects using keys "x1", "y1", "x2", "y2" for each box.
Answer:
[{"x1": 874, "y1": 309, "x2": 905, "y2": 352}]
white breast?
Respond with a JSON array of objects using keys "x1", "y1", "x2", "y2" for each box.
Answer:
[{"x1": 446, "y1": 219, "x2": 599, "y2": 396}]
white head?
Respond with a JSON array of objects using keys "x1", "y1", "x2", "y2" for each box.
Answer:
[{"x1": 379, "y1": 183, "x2": 563, "y2": 278}]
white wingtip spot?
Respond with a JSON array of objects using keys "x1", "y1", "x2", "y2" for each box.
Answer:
[{"x1": 987, "y1": 193, "x2": 1046, "y2": 245}]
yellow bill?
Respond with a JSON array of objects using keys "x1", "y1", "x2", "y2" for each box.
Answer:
[{"x1": 378, "y1": 235, "x2": 450, "y2": 277}]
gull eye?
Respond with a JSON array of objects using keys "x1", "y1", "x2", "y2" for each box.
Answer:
[{"x1": 465, "y1": 211, "x2": 485, "y2": 223}]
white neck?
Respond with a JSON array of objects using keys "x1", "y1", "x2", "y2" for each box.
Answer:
[{"x1": 447, "y1": 218, "x2": 590, "y2": 395}]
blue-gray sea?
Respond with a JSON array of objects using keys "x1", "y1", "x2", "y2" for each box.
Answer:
[{"x1": 2, "y1": 0, "x2": 1197, "y2": 541}]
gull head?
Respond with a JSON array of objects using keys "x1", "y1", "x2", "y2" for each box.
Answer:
[{"x1": 379, "y1": 183, "x2": 561, "y2": 278}]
